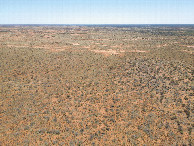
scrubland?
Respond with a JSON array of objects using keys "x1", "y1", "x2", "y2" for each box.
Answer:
[{"x1": 0, "y1": 25, "x2": 193, "y2": 145}]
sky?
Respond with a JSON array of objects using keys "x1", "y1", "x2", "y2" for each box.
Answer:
[{"x1": 0, "y1": 0, "x2": 193, "y2": 24}]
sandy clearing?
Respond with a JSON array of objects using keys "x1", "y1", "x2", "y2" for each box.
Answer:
[
  {"x1": 126, "y1": 50, "x2": 147, "y2": 53},
  {"x1": 92, "y1": 49, "x2": 119, "y2": 55},
  {"x1": 72, "y1": 43, "x2": 80, "y2": 46},
  {"x1": 91, "y1": 49, "x2": 148, "y2": 56},
  {"x1": 181, "y1": 45, "x2": 194, "y2": 48},
  {"x1": 1, "y1": 44, "x2": 69, "y2": 52},
  {"x1": 1, "y1": 44, "x2": 148, "y2": 54},
  {"x1": 186, "y1": 46, "x2": 194, "y2": 48},
  {"x1": 82, "y1": 46, "x2": 91, "y2": 49},
  {"x1": 181, "y1": 50, "x2": 193, "y2": 54},
  {"x1": 157, "y1": 44, "x2": 168, "y2": 48},
  {"x1": 4, "y1": 44, "x2": 29, "y2": 48},
  {"x1": 71, "y1": 33, "x2": 85, "y2": 36},
  {"x1": 46, "y1": 48, "x2": 67, "y2": 52},
  {"x1": 111, "y1": 45, "x2": 122, "y2": 48}
]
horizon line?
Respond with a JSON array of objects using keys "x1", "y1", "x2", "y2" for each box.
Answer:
[{"x1": 0, "y1": 24, "x2": 194, "y2": 25}]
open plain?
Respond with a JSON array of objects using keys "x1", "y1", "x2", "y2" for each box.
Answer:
[{"x1": 0, "y1": 25, "x2": 193, "y2": 145}]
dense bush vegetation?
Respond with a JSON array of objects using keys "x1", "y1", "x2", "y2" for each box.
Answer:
[{"x1": 0, "y1": 25, "x2": 193, "y2": 145}]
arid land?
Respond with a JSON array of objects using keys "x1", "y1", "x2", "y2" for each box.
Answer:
[{"x1": 0, "y1": 25, "x2": 193, "y2": 145}]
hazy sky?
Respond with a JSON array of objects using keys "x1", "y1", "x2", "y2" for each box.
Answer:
[{"x1": 0, "y1": 0, "x2": 193, "y2": 24}]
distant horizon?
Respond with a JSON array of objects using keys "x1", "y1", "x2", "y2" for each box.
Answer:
[
  {"x1": 1, "y1": 24, "x2": 194, "y2": 25},
  {"x1": 0, "y1": 0, "x2": 194, "y2": 24}
]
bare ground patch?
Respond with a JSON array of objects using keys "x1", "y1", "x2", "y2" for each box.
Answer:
[
  {"x1": 181, "y1": 50, "x2": 193, "y2": 54},
  {"x1": 72, "y1": 43, "x2": 80, "y2": 46},
  {"x1": 91, "y1": 49, "x2": 119, "y2": 56},
  {"x1": 1, "y1": 44, "x2": 148, "y2": 54},
  {"x1": 1, "y1": 44, "x2": 69, "y2": 52},
  {"x1": 91, "y1": 49, "x2": 148, "y2": 56},
  {"x1": 157, "y1": 44, "x2": 168, "y2": 48},
  {"x1": 181, "y1": 45, "x2": 194, "y2": 48},
  {"x1": 186, "y1": 46, "x2": 194, "y2": 48}
]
